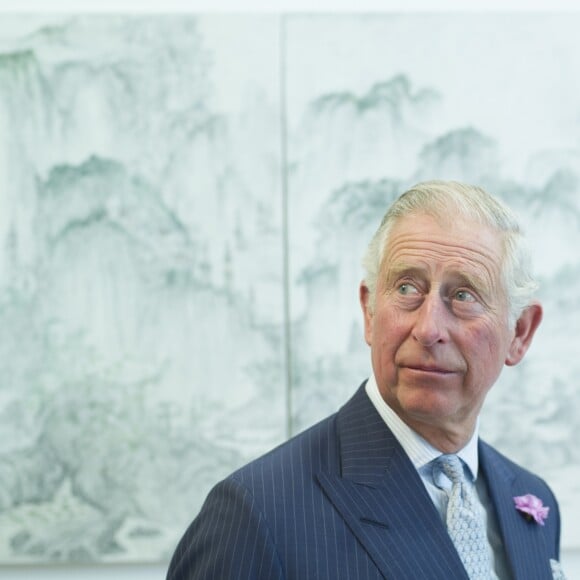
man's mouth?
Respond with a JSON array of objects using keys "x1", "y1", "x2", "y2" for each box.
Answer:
[{"x1": 402, "y1": 365, "x2": 455, "y2": 375}]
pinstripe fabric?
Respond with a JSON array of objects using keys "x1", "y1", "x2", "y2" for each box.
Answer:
[
  {"x1": 479, "y1": 441, "x2": 561, "y2": 579},
  {"x1": 167, "y1": 384, "x2": 561, "y2": 580}
]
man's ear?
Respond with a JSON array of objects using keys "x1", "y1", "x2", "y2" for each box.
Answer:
[
  {"x1": 359, "y1": 282, "x2": 374, "y2": 346},
  {"x1": 505, "y1": 302, "x2": 543, "y2": 366}
]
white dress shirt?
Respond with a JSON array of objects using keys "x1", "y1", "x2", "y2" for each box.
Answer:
[{"x1": 365, "y1": 374, "x2": 512, "y2": 579}]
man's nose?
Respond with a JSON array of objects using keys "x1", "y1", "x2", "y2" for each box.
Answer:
[{"x1": 411, "y1": 293, "x2": 449, "y2": 347}]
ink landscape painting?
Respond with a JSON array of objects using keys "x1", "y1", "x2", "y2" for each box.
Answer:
[{"x1": 0, "y1": 13, "x2": 578, "y2": 564}]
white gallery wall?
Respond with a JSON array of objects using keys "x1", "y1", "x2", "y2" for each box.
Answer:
[{"x1": 0, "y1": 3, "x2": 579, "y2": 579}]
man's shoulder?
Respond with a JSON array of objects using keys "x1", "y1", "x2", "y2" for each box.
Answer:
[
  {"x1": 228, "y1": 382, "x2": 371, "y2": 486},
  {"x1": 230, "y1": 408, "x2": 341, "y2": 486}
]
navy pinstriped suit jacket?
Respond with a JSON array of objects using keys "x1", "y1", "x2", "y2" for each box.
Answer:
[{"x1": 167, "y1": 383, "x2": 561, "y2": 579}]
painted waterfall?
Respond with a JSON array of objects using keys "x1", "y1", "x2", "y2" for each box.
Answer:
[{"x1": 0, "y1": 15, "x2": 286, "y2": 563}]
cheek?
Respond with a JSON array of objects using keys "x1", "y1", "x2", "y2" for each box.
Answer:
[
  {"x1": 464, "y1": 321, "x2": 510, "y2": 371},
  {"x1": 372, "y1": 311, "x2": 406, "y2": 348},
  {"x1": 371, "y1": 313, "x2": 406, "y2": 369}
]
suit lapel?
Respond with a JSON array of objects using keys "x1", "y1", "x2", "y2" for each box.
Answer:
[
  {"x1": 317, "y1": 386, "x2": 469, "y2": 580},
  {"x1": 479, "y1": 442, "x2": 552, "y2": 580}
]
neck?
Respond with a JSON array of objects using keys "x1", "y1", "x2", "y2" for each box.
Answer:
[{"x1": 398, "y1": 412, "x2": 478, "y2": 454}]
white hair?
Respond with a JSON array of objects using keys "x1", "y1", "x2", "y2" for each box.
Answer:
[{"x1": 361, "y1": 180, "x2": 538, "y2": 324}]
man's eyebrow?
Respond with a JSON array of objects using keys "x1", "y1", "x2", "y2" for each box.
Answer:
[
  {"x1": 383, "y1": 263, "x2": 426, "y2": 283},
  {"x1": 447, "y1": 269, "x2": 489, "y2": 292}
]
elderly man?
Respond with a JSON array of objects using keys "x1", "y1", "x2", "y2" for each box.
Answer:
[{"x1": 167, "y1": 181, "x2": 564, "y2": 579}]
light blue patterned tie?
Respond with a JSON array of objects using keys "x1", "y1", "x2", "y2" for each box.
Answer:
[{"x1": 435, "y1": 454, "x2": 492, "y2": 580}]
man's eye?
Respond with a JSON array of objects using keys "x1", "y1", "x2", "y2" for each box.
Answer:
[
  {"x1": 454, "y1": 289, "x2": 476, "y2": 302},
  {"x1": 398, "y1": 283, "x2": 419, "y2": 295}
]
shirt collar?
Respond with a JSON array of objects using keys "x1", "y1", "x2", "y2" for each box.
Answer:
[{"x1": 365, "y1": 373, "x2": 480, "y2": 481}]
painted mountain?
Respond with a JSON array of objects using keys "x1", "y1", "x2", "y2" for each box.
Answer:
[
  {"x1": 0, "y1": 15, "x2": 286, "y2": 563},
  {"x1": 285, "y1": 14, "x2": 580, "y2": 549}
]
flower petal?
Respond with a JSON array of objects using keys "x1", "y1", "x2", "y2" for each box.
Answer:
[{"x1": 513, "y1": 494, "x2": 549, "y2": 525}]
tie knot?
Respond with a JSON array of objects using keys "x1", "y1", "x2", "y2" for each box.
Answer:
[{"x1": 436, "y1": 454, "x2": 465, "y2": 485}]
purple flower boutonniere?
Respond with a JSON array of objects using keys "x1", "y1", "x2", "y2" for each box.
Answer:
[{"x1": 513, "y1": 494, "x2": 549, "y2": 526}]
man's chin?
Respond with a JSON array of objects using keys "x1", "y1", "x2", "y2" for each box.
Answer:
[{"x1": 391, "y1": 391, "x2": 467, "y2": 429}]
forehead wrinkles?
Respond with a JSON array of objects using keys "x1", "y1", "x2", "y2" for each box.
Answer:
[{"x1": 381, "y1": 232, "x2": 503, "y2": 289}]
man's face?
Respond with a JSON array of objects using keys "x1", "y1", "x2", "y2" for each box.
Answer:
[{"x1": 361, "y1": 212, "x2": 536, "y2": 448}]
